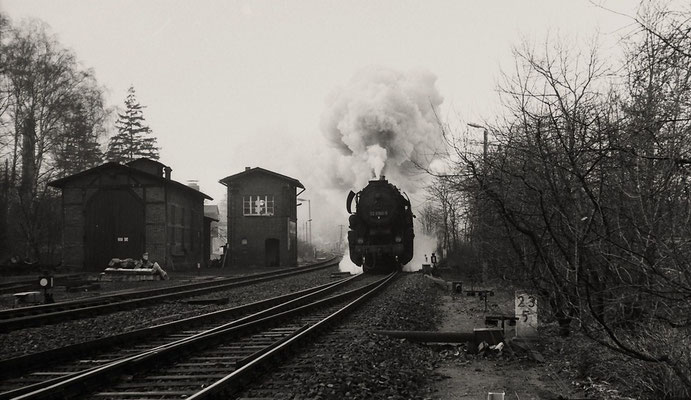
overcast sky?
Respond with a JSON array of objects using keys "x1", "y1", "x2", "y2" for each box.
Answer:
[{"x1": 1, "y1": 0, "x2": 644, "y2": 246}]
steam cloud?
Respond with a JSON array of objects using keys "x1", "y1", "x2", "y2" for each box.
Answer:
[
  {"x1": 320, "y1": 66, "x2": 445, "y2": 192},
  {"x1": 319, "y1": 66, "x2": 445, "y2": 273}
]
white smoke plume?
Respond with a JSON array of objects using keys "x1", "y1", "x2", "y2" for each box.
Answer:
[
  {"x1": 320, "y1": 66, "x2": 446, "y2": 272},
  {"x1": 320, "y1": 66, "x2": 445, "y2": 193},
  {"x1": 405, "y1": 224, "x2": 438, "y2": 272},
  {"x1": 366, "y1": 145, "x2": 387, "y2": 178},
  {"x1": 337, "y1": 226, "x2": 439, "y2": 274},
  {"x1": 338, "y1": 246, "x2": 363, "y2": 275}
]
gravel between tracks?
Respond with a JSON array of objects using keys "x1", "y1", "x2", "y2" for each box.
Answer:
[
  {"x1": 239, "y1": 273, "x2": 581, "y2": 400},
  {"x1": 240, "y1": 272, "x2": 444, "y2": 400},
  {"x1": 0, "y1": 268, "x2": 339, "y2": 359}
]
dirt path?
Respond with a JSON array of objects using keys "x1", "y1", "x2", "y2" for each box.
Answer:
[{"x1": 429, "y1": 284, "x2": 581, "y2": 400}]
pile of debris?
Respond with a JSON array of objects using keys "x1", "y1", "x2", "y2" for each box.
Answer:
[{"x1": 101, "y1": 255, "x2": 169, "y2": 281}]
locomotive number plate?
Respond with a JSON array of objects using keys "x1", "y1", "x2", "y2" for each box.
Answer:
[{"x1": 369, "y1": 211, "x2": 388, "y2": 216}]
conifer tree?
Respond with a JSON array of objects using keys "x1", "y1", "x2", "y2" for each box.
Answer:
[
  {"x1": 53, "y1": 97, "x2": 105, "y2": 177},
  {"x1": 106, "y1": 86, "x2": 159, "y2": 163}
]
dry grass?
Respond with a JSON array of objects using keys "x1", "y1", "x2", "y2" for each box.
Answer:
[{"x1": 541, "y1": 323, "x2": 690, "y2": 400}]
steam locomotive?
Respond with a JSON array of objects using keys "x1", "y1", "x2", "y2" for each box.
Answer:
[{"x1": 346, "y1": 176, "x2": 414, "y2": 273}]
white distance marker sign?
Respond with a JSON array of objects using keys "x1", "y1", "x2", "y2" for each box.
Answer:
[{"x1": 515, "y1": 292, "x2": 538, "y2": 338}]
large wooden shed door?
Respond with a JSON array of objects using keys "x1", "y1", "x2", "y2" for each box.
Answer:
[
  {"x1": 85, "y1": 189, "x2": 144, "y2": 270},
  {"x1": 265, "y1": 238, "x2": 280, "y2": 267}
]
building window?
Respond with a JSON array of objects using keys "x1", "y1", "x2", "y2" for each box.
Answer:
[{"x1": 243, "y1": 195, "x2": 274, "y2": 216}]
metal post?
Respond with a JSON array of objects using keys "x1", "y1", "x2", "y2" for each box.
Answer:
[
  {"x1": 468, "y1": 123, "x2": 489, "y2": 281},
  {"x1": 307, "y1": 199, "x2": 311, "y2": 248},
  {"x1": 483, "y1": 129, "x2": 488, "y2": 162},
  {"x1": 338, "y1": 224, "x2": 344, "y2": 252},
  {"x1": 297, "y1": 198, "x2": 312, "y2": 248}
]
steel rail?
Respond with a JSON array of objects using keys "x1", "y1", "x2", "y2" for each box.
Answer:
[
  {"x1": 0, "y1": 274, "x2": 85, "y2": 291},
  {"x1": 0, "y1": 257, "x2": 340, "y2": 332},
  {"x1": 188, "y1": 272, "x2": 398, "y2": 399},
  {"x1": 0, "y1": 257, "x2": 338, "y2": 319},
  {"x1": 10, "y1": 273, "x2": 391, "y2": 400},
  {"x1": 0, "y1": 272, "x2": 358, "y2": 383}
]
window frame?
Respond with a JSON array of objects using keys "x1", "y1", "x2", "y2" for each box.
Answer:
[{"x1": 242, "y1": 195, "x2": 275, "y2": 216}]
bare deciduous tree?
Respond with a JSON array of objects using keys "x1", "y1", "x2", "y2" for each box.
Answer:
[
  {"x1": 0, "y1": 17, "x2": 107, "y2": 262},
  {"x1": 444, "y1": 3, "x2": 691, "y2": 395}
]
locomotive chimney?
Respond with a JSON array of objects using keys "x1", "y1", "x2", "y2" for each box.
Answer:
[
  {"x1": 380, "y1": 175, "x2": 386, "y2": 181},
  {"x1": 164, "y1": 166, "x2": 172, "y2": 180}
]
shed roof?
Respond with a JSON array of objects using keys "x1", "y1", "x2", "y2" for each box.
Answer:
[
  {"x1": 204, "y1": 205, "x2": 220, "y2": 221},
  {"x1": 126, "y1": 157, "x2": 166, "y2": 170},
  {"x1": 219, "y1": 167, "x2": 304, "y2": 189},
  {"x1": 48, "y1": 161, "x2": 213, "y2": 200},
  {"x1": 203, "y1": 214, "x2": 219, "y2": 222}
]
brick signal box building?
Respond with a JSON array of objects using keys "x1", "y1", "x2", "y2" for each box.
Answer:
[
  {"x1": 220, "y1": 167, "x2": 304, "y2": 268},
  {"x1": 49, "y1": 158, "x2": 212, "y2": 270}
]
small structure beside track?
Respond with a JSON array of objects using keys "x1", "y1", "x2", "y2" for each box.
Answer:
[{"x1": 219, "y1": 167, "x2": 305, "y2": 269}]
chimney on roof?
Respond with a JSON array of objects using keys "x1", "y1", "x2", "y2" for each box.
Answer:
[
  {"x1": 245, "y1": 167, "x2": 251, "y2": 171},
  {"x1": 164, "y1": 166, "x2": 172, "y2": 180}
]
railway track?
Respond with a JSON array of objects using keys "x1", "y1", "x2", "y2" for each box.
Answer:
[
  {"x1": 0, "y1": 258, "x2": 339, "y2": 333},
  {"x1": 0, "y1": 272, "x2": 356, "y2": 387},
  {"x1": 1, "y1": 272, "x2": 396, "y2": 400},
  {"x1": 0, "y1": 275, "x2": 85, "y2": 295},
  {"x1": 235, "y1": 272, "x2": 436, "y2": 399}
]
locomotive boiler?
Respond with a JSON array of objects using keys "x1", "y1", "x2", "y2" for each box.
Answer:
[{"x1": 346, "y1": 176, "x2": 414, "y2": 273}]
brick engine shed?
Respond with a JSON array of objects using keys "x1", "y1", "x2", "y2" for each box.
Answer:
[
  {"x1": 220, "y1": 167, "x2": 304, "y2": 268},
  {"x1": 49, "y1": 158, "x2": 212, "y2": 271}
]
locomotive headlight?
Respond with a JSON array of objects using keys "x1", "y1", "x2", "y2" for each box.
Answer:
[
  {"x1": 395, "y1": 236, "x2": 402, "y2": 243},
  {"x1": 357, "y1": 238, "x2": 364, "y2": 244}
]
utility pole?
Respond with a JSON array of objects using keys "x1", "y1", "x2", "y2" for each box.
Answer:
[
  {"x1": 483, "y1": 129, "x2": 488, "y2": 162},
  {"x1": 468, "y1": 122, "x2": 489, "y2": 281},
  {"x1": 297, "y1": 198, "x2": 311, "y2": 248},
  {"x1": 468, "y1": 122, "x2": 488, "y2": 163},
  {"x1": 338, "y1": 224, "x2": 345, "y2": 252}
]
